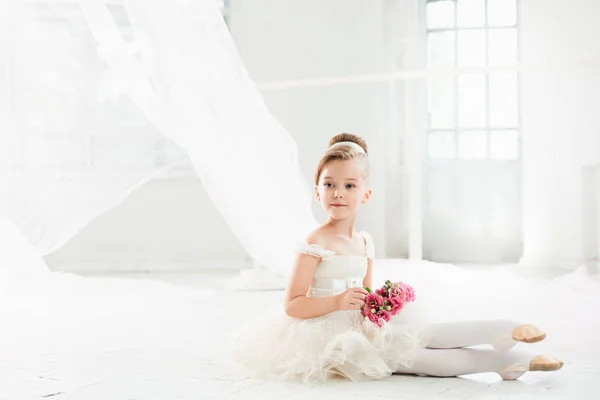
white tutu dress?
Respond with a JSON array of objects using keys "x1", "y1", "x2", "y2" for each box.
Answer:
[{"x1": 231, "y1": 231, "x2": 426, "y2": 383}]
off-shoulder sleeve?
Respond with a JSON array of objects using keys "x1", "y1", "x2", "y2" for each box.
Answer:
[
  {"x1": 360, "y1": 231, "x2": 375, "y2": 260},
  {"x1": 296, "y1": 242, "x2": 335, "y2": 260}
]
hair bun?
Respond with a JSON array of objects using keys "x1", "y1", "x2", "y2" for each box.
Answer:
[{"x1": 328, "y1": 133, "x2": 368, "y2": 155}]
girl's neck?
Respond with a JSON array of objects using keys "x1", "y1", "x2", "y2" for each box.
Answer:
[{"x1": 323, "y1": 216, "x2": 358, "y2": 238}]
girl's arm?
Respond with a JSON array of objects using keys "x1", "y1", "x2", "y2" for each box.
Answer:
[
  {"x1": 363, "y1": 258, "x2": 373, "y2": 289},
  {"x1": 284, "y1": 252, "x2": 340, "y2": 319}
]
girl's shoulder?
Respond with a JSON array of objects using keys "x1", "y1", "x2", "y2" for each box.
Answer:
[
  {"x1": 358, "y1": 230, "x2": 375, "y2": 260},
  {"x1": 296, "y1": 230, "x2": 335, "y2": 260}
]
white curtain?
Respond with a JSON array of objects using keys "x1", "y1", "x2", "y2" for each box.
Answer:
[{"x1": 1, "y1": 0, "x2": 316, "y2": 277}]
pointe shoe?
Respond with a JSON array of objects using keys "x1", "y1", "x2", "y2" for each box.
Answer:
[
  {"x1": 511, "y1": 324, "x2": 547, "y2": 344},
  {"x1": 499, "y1": 354, "x2": 564, "y2": 381}
]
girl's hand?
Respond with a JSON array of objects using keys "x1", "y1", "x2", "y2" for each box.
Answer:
[{"x1": 336, "y1": 287, "x2": 368, "y2": 311}]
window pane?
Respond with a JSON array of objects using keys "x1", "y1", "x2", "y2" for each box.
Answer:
[
  {"x1": 428, "y1": 31, "x2": 455, "y2": 67},
  {"x1": 428, "y1": 170, "x2": 455, "y2": 215},
  {"x1": 489, "y1": 29, "x2": 517, "y2": 65},
  {"x1": 458, "y1": 74, "x2": 486, "y2": 127},
  {"x1": 487, "y1": 0, "x2": 517, "y2": 27},
  {"x1": 458, "y1": 30, "x2": 486, "y2": 66},
  {"x1": 428, "y1": 78, "x2": 455, "y2": 129},
  {"x1": 458, "y1": 130, "x2": 487, "y2": 159},
  {"x1": 457, "y1": 0, "x2": 485, "y2": 28},
  {"x1": 489, "y1": 73, "x2": 518, "y2": 127},
  {"x1": 427, "y1": 1, "x2": 455, "y2": 29},
  {"x1": 428, "y1": 131, "x2": 456, "y2": 159},
  {"x1": 490, "y1": 130, "x2": 519, "y2": 159}
]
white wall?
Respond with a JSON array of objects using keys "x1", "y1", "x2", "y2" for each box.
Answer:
[
  {"x1": 47, "y1": 0, "x2": 600, "y2": 272},
  {"x1": 228, "y1": 0, "x2": 411, "y2": 257},
  {"x1": 46, "y1": 0, "x2": 407, "y2": 271},
  {"x1": 44, "y1": 173, "x2": 252, "y2": 272},
  {"x1": 520, "y1": 0, "x2": 600, "y2": 268}
]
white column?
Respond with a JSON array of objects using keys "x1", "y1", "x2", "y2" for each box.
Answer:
[
  {"x1": 582, "y1": 165, "x2": 600, "y2": 270},
  {"x1": 405, "y1": 84, "x2": 422, "y2": 261},
  {"x1": 518, "y1": 0, "x2": 600, "y2": 270},
  {"x1": 406, "y1": 0, "x2": 424, "y2": 261}
]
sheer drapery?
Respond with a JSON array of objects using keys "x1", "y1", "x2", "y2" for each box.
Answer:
[{"x1": 1, "y1": 0, "x2": 316, "y2": 277}]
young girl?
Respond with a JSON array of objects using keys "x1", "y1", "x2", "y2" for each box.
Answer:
[{"x1": 232, "y1": 133, "x2": 564, "y2": 383}]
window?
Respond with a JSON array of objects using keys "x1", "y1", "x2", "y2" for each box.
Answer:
[{"x1": 426, "y1": 0, "x2": 519, "y2": 160}]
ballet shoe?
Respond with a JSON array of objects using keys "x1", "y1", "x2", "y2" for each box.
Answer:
[
  {"x1": 499, "y1": 354, "x2": 564, "y2": 381},
  {"x1": 530, "y1": 354, "x2": 564, "y2": 371},
  {"x1": 511, "y1": 324, "x2": 547, "y2": 344}
]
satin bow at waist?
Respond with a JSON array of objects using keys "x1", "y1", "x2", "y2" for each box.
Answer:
[{"x1": 307, "y1": 277, "x2": 364, "y2": 297}]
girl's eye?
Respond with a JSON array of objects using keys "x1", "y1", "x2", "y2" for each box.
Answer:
[
  {"x1": 324, "y1": 183, "x2": 333, "y2": 187},
  {"x1": 346, "y1": 184, "x2": 355, "y2": 189}
]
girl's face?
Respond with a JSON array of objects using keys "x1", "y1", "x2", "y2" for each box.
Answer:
[{"x1": 315, "y1": 159, "x2": 371, "y2": 220}]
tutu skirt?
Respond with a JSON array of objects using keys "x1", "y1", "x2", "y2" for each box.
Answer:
[{"x1": 231, "y1": 302, "x2": 425, "y2": 383}]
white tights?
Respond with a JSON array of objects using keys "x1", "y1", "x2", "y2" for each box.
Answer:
[{"x1": 394, "y1": 320, "x2": 533, "y2": 377}]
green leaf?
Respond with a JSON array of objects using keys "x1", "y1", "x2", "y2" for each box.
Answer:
[{"x1": 365, "y1": 287, "x2": 372, "y2": 293}]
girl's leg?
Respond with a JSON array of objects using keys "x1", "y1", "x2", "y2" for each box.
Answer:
[
  {"x1": 421, "y1": 320, "x2": 545, "y2": 351},
  {"x1": 394, "y1": 348, "x2": 563, "y2": 380}
]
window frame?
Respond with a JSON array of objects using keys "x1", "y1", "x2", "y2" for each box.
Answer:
[{"x1": 425, "y1": 0, "x2": 522, "y2": 162}]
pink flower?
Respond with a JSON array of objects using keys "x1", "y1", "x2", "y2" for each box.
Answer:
[
  {"x1": 367, "y1": 309, "x2": 391, "y2": 327},
  {"x1": 387, "y1": 297, "x2": 405, "y2": 315},
  {"x1": 388, "y1": 285, "x2": 407, "y2": 302},
  {"x1": 365, "y1": 292, "x2": 383, "y2": 308},
  {"x1": 362, "y1": 293, "x2": 383, "y2": 317},
  {"x1": 379, "y1": 310, "x2": 391, "y2": 323},
  {"x1": 400, "y1": 283, "x2": 416, "y2": 302},
  {"x1": 386, "y1": 282, "x2": 416, "y2": 303},
  {"x1": 362, "y1": 281, "x2": 416, "y2": 325}
]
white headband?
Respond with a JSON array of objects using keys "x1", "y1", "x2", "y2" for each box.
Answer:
[{"x1": 328, "y1": 141, "x2": 367, "y2": 156}]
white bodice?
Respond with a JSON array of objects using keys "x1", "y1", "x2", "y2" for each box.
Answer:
[
  {"x1": 308, "y1": 256, "x2": 367, "y2": 297},
  {"x1": 297, "y1": 231, "x2": 374, "y2": 298}
]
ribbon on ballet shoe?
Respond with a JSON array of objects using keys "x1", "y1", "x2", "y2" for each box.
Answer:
[
  {"x1": 511, "y1": 324, "x2": 547, "y2": 344},
  {"x1": 498, "y1": 360, "x2": 529, "y2": 381}
]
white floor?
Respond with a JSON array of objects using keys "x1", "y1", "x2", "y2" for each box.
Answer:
[{"x1": 2, "y1": 263, "x2": 600, "y2": 400}]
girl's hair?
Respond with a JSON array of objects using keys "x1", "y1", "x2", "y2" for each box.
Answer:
[{"x1": 314, "y1": 133, "x2": 370, "y2": 185}]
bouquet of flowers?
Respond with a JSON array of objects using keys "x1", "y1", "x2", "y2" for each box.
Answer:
[{"x1": 362, "y1": 280, "x2": 416, "y2": 327}]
